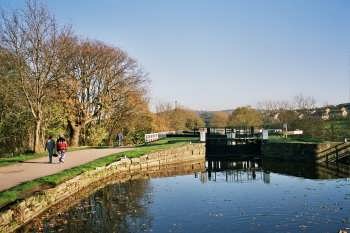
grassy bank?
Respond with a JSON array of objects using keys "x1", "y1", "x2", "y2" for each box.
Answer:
[
  {"x1": 267, "y1": 135, "x2": 327, "y2": 144},
  {"x1": 323, "y1": 120, "x2": 350, "y2": 140},
  {"x1": 0, "y1": 137, "x2": 197, "y2": 210}
]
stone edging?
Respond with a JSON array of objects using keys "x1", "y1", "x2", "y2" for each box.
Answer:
[{"x1": 0, "y1": 143, "x2": 205, "y2": 233}]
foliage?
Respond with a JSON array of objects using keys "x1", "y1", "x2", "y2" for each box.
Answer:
[
  {"x1": 321, "y1": 120, "x2": 348, "y2": 141},
  {"x1": 111, "y1": 93, "x2": 153, "y2": 146},
  {"x1": 127, "y1": 130, "x2": 146, "y2": 145},
  {"x1": 291, "y1": 118, "x2": 326, "y2": 139},
  {"x1": 0, "y1": 1, "x2": 150, "y2": 153},
  {"x1": 85, "y1": 125, "x2": 109, "y2": 146},
  {"x1": 154, "y1": 104, "x2": 205, "y2": 131},
  {"x1": 0, "y1": 51, "x2": 34, "y2": 154},
  {"x1": 0, "y1": 0, "x2": 71, "y2": 152},
  {"x1": 209, "y1": 111, "x2": 229, "y2": 127},
  {"x1": 199, "y1": 112, "x2": 211, "y2": 127},
  {"x1": 278, "y1": 110, "x2": 298, "y2": 125},
  {"x1": 228, "y1": 106, "x2": 262, "y2": 127},
  {"x1": 43, "y1": 102, "x2": 67, "y2": 139}
]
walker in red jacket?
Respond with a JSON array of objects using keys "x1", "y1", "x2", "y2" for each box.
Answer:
[{"x1": 56, "y1": 137, "x2": 68, "y2": 163}]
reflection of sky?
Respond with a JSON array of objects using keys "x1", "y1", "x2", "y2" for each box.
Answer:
[
  {"x1": 21, "y1": 166, "x2": 350, "y2": 232},
  {"x1": 2, "y1": 0, "x2": 350, "y2": 110},
  {"x1": 149, "y1": 173, "x2": 350, "y2": 233}
]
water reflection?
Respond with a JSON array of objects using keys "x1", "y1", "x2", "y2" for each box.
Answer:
[
  {"x1": 19, "y1": 159, "x2": 350, "y2": 233},
  {"x1": 18, "y1": 160, "x2": 205, "y2": 233},
  {"x1": 204, "y1": 159, "x2": 350, "y2": 184},
  {"x1": 205, "y1": 160, "x2": 269, "y2": 183},
  {"x1": 18, "y1": 180, "x2": 152, "y2": 233}
]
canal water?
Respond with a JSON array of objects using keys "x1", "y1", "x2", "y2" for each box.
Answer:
[{"x1": 19, "y1": 160, "x2": 350, "y2": 233}]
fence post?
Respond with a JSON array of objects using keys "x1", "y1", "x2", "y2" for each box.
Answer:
[{"x1": 335, "y1": 145, "x2": 339, "y2": 163}]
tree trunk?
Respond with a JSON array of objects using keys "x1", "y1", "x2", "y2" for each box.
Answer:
[
  {"x1": 107, "y1": 129, "x2": 116, "y2": 147},
  {"x1": 70, "y1": 126, "x2": 81, "y2": 147},
  {"x1": 107, "y1": 134, "x2": 114, "y2": 147},
  {"x1": 33, "y1": 118, "x2": 42, "y2": 152},
  {"x1": 69, "y1": 121, "x2": 82, "y2": 147}
]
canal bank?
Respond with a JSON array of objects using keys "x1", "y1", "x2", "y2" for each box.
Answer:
[
  {"x1": 19, "y1": 159, "x2": 206, "y2": 232},
  {"x1": 18, "y1": 158, "x2": 350, "y2": 233},
  {"x1": 261, "y1": 141, "x2": 350, "y2": 163},
  {"x1": 205, "y1": 127, "x2": 350, "y2": 163},
  {"x1": 0, "y1": 141, "x2": 204, "y2": 233}
]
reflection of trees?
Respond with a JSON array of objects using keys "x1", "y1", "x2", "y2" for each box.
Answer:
[
  {"x1": 18, "y1": 160, "x2": 205, "y2": 233},
  {"x1": 204, "y1": 159, "x2": 350, "y2": 183},
  {"x1": 262, "y1": 159, "x2": 350, "y2": 179},
  {"x1": 22, "y1": 180, "x2": 153, "y2": 233}
]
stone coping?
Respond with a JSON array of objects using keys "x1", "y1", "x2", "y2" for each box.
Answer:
[{"x1": 0, "y1": 144, "x2": 205, "y2": 233}]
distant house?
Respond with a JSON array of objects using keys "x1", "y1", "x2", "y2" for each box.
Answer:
[
  {"x1": 341, "y1": 107, "x2": 348, "y2": 118},
  {"x1": 259, "y1": 102, "x2": 350, "y2": 123},
  {"x1": 321, "y1": 107, "x2": 331, "y2": 120},
  {"x1": 315, "y1": 104, "x2": 350, "y2": 120}
]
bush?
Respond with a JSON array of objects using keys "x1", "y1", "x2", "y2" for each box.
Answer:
[
  {"x1": 85, "y1": 126, "x2": 108, "y2": 146},
  {"x1": 126, "y1": 130, "x2": 146, "y2": 145}
]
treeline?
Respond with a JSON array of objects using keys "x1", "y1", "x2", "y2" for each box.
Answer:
[
  {"x1": 201, "y1": 107, "x2": 262, "y2": 128},
  {"x1": 153, "y1": 103, "x2": 205, "y2": 132},
  {"x1": 203, "y1": 94, "x2": 350, "y2": 141},
  {"x1": 0, "y1": 1, "x2": 202, "y2": 155}
]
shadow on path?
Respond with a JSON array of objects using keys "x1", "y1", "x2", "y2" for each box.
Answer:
[{"x1": 19, "y1": 161, "x2": 51, "y2": 164}]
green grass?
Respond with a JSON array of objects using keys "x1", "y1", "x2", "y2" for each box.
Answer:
[
  {"x1": 0, "y1": 152, "x2": 46, "y2": 167},
  {"x1": 0, "y1": 137, "x2": 198, "y2": 209},
  {"x1": 323, "y1": 120, "x2": 350, "y2": 140},
  {"x1": 268, "y1": 135, "x2": 327, "y2": 144}
]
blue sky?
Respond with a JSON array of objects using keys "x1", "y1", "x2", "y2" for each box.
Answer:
[{"x1": 1, "y1": 0, "x2": 350, "y2": 110}]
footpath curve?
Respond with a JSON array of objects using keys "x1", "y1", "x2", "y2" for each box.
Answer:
[{"x1": 0, "y1": 147, "x2": 132, "y2": 192}]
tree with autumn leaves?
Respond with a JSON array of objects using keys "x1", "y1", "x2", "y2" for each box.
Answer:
[
  {"x1": 228, "y1": 106, "x2": 263, "y2": 128},
  {"x1": 153, "y1": 103, "x2": 205, "y2": 131},
  {"x1": 0, "y1": 1, "x2": 151, "y2": 153}
]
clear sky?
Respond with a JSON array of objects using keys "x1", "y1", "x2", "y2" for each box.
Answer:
[{"x1": 1, "y1": 0, "x2": 350, "y2": 110}]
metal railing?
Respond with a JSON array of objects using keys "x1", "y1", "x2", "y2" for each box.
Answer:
[{"x1": 144, "y1": 131, "x2": 176, "y2": 143}]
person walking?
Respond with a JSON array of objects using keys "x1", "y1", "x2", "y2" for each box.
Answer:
[
  {"x1": 117, "y1": 132, "x2": 124, "y2": 147},
  {"x1": 56, "y1": 136, "x2": 68, "y2": 163},
  {"x1": 45, "y1": 136, "x2": 56, "y2": 163}
]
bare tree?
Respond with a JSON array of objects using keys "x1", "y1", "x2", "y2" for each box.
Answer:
[
  {"x1": 257, "y1": 100, "x2": 293, "y2": 111},
  {"x1": 0, "y1": 0, "x2": 70, "y2": 152},
  {"x1": 60, "y1": 38, "x2": 146, "y2": 146},
  {"x1": 293, "y1": 93, "x2": 316, "y2": 110}
]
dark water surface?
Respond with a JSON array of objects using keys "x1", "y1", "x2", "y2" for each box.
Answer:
[{"x1": 19, "y1": 160, "x2": 350, "y2": 233}]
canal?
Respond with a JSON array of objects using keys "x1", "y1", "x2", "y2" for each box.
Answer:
[{"x1": 18, "y1": 159, "x2": 350, "y2": 233}]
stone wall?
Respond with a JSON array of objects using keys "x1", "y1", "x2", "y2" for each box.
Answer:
[
  {"x1": 21, "y1": 159, "x2": 206, "y2": 231},
  {"x1": 0, "y1": 143, "x2": 205, "y2": 233},
  {"x1": 261, "y1": 142, "x2": 350, "y2": 162}
]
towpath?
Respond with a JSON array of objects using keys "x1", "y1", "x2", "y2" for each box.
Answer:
[{"x1": 0, "y1": 147, "x2": 132, "y2": 192}]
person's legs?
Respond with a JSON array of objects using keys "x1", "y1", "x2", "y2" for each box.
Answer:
[
  {"x1": 48, "y1": 150, "x2": 53, "y2": 163},
  {"x1": 58, "y1": 150, "x2": 62, "y2": 162},
  {"x1": 59, "y1": 150, "x2": 65, "y2": 163}
]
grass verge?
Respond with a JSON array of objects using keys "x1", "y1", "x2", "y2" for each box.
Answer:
[
  {"x1": 267, "y1": 135, "x2": 333, "y2": 144},
  {"x1": 0, "y1": 137, "x2": 198, "y2": 210}
]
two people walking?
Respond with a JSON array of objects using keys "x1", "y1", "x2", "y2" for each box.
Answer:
[{"x1": 45, "y1": 136, "x2": 68, "y2": 164}]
